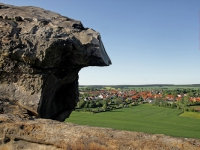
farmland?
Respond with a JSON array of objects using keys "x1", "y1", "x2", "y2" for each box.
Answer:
[
  {"x1": 66, "y1": 104, "x2": 200, "y2": 139},
  {"x1": 79, "y1": 84, "x2": 200, "y2": 91}
]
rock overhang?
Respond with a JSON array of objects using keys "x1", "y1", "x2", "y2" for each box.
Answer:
[
  {"x1": 0, "y1": 3, "x2": 111, "y2": 68},
  {"x1": 0, "y1": 3, "x2": 111, "y2": 121}
]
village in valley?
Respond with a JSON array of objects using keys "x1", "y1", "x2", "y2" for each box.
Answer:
[{"x1": 77, "y1": 85, "x2": 200, "y2": 113}]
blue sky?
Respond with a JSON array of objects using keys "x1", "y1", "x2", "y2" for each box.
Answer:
[{"x1": 2, "y1": 0, "x2": 200, "y2": 85}]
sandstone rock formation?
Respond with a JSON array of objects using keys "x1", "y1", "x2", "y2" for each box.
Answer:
[{"x1": 0, "y1": 3, "x2": 111, "y2": 121}]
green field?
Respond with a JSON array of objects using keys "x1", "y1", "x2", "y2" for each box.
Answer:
[
  {"x1": 180, "y1": 111, "x2": 200, "y2": 119},
  {"x1": 65, "y1": 105, "x2": 200, "y2": 139}
]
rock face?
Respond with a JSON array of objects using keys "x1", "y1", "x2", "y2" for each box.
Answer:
[{"x1": 0, "y1": 3, "x2": 111, "y2": 121}]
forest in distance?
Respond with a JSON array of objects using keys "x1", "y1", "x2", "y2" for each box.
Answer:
[{"x1": 79, "y1": 84, "x2": 200, "y2": 89}]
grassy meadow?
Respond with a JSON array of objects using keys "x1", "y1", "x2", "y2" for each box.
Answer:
[
  {"x1": 180, "y1": 111, "x2": 200, "y2": 119},
  {"x1": 65, "y1": 104, "x2": 200, "y2": 139}
]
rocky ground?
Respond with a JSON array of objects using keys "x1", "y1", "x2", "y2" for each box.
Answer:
[{"x1": 0, "y1": 114, "x2": 200, "y2": 150}]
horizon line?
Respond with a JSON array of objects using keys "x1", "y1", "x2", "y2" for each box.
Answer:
[{"x1": 79, "y1": 84, "x2": 200, "y2": 86}]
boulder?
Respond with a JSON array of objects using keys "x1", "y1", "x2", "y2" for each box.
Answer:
[{"x1": 0, "y1": 3, "x2": 111, "y2": 121}]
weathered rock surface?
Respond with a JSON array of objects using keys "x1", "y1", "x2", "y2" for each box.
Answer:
[
  {"x1": 0, "y1": 3, "x2": 111, "y2": 121},
  {"x1": 0, "y1": 114, "x2": 200, "y2": 150}
]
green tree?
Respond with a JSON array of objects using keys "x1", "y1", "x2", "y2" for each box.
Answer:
[
  {"x1": 113, "y1": 98, "x2": 123, "y2": 105},
  {"x1": 138, "y1": 96, "x2": 143, "y2": 102},
  {"x1": 95, "y1": 100, "x2": 103, "y2": 107},
  {"x1": 188, "y1": 91, "x2": 194, "y2": 97},
  {"x1": 171, "y1": 103, "x2": 177, "y2": 109},
  {"x1": 176, "y1": 95, "x2": 191, "y2": 111},
  {"x1": 78, "y1": 99, "x2": 86, "y2": 108},
  {"x1": 83, "y1": 92, "x2": 89, "y2": 97},
  {"x1": 84, "y1": 101, "x2": 89, "y2": 108},
  {"x1": 102, "y1": 103, "x2": 107, "y2": 111},
  {"x1": 88, "y1": 101, "x2": 96, "y2": 108}
]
